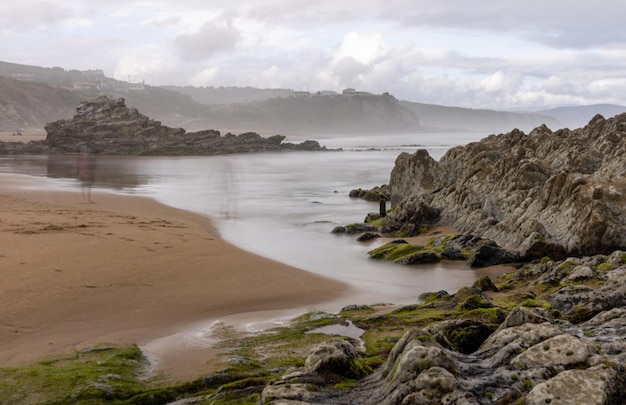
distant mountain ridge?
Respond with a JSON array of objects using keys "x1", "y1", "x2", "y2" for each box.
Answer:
[
  {"x1": 401, "y1": 101, "x2": 562, "y2": 133},
  {"x1": 535, "y1": 104, "x2": 626, "y2": 130},
  {"x1": 1, "y1": 59, "x2": 619, "y2": 135}
]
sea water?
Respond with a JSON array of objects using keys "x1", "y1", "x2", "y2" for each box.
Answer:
[{"x1": 0, "y1": 132, "x2": 499, "y2": 313}]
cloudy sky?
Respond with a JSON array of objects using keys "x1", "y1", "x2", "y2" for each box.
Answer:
[{"x1": 2, "y1": 0, "x2": 626, "y2": 110}]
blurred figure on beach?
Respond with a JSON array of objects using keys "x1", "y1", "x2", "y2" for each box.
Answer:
[
  {"x1": 77, "y1": 145, "x2": 96, "y2": 202},
  {"x1": 211, "y1": 159, "x2": 240, "y2": 219}
]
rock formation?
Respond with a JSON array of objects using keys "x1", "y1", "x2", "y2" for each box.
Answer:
[
  {"x1": 0, "y1": 96, "x2": 330, "y2": 155},
  {"x1": 384, "y1": 113, "x2": 626, "y2": 256},
  {"x1": 261, "y1": 252, "x2": 626, "y2": 404}
]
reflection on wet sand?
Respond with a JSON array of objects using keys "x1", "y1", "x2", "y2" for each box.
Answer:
[
  {"x1": 77, "y1": 146, "x2": 97, "y2": 202},
  {"x1": 210, "y1": 159, "x2": 240, "y2": 219}
]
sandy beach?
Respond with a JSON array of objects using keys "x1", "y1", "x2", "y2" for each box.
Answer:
[{"x1": 0, "y1": 174, "x2": 348, "y2": 379}]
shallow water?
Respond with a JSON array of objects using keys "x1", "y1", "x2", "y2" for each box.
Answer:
[{"x1": 0, "y1": 132, "x2": 499, "y2": 313}]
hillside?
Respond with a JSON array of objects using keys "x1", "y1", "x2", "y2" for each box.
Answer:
[
  {"x1": 164, "y1": 85, "x2": 295, "y2": 104},
  {"x1": 3, "y1": 60, "x2": 619, "y2": 136},
  {"x1": 202, "y1": 93, "x2": 422, "y2": 134},
  {"x1": 536, "y1": 104, "x2": 626, "y2": 129},
  {"x1": 0, "y1": 76, "x2": 81, "y2": 131},
  {"x1": 401, "y1": 101, "x2": 562, "y2": 133}
]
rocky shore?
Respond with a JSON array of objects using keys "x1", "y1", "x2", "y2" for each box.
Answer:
[
  {"x1": 384, "y1": 113, "x2": 626, "y2": 258},
  {"x1": 0, "y1": 96, "x2": 330, "y2": 155},
  {"x1": 4, "y1": 114, "x2": 626, "y2": 404},
  {"x1": 260, "y1": 252, "x2": 626, "y2": 404}
]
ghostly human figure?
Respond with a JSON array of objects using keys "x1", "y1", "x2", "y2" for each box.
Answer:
[{"x1": 77, "y1": 145, "x2": 96, "y2": 202}]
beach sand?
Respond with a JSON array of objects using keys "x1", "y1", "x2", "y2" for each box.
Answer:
[
  {"x1": 0, "y1": 174, "x2": 348, "y2": 379},
  {"x1": 0, "y1": 130, "x2": 46, "y2": 143}
]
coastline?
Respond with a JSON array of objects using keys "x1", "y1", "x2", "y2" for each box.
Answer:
[{"x1": 0, "y1": 173, "x2": 348, "y2": 379}]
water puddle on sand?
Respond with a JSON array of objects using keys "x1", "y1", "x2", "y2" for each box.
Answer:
[{"x1": 306, "y1": 319, "x2": 366, "y2": 349}]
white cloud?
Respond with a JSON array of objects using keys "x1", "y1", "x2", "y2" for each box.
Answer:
[
  {"x1": 174, "y1": 17, "x2": 242, "y2": 62},
  {"x1": 3, "y1": 0, "x2": 626, "y2": 108}
]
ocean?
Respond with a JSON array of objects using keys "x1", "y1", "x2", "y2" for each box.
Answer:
[{"x1": 0, "y1": 131, "x2": 506, "y2": 330}]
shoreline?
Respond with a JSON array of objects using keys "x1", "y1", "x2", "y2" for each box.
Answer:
[{"x1": 0, "y1": 173, "x2": 349, "y2": 379}]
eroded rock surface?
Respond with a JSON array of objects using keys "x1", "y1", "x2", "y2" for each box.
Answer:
[
  {"x1": 261, "y1": 254, "x2": 626, "y2": 404},
  {"x1": 385, "y1": 114, "x2": 626, "y2": 256}
]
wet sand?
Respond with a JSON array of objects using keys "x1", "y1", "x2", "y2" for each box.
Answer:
[
  {"x1": 0, "y1": 174, "x2": 348, "y2": 379},
  {"x1": 0, "y1": 130, "x2": 46, "y2": 143}
]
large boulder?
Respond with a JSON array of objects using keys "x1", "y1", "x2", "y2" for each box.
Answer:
[{"x1": 385, "y1": 115, "x2": 626, "y2": 256}]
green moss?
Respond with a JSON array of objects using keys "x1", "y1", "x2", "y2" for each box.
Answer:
[
  {"x1": 541, "y1": 256, "x2": 552, "y2": 264},
  {"x1": 368, "y1": 243, "x2": 423, "y2": 261},
  {"x1": 0, "y1": 344, "x2": 148, "y2": 404},
  {"x1": 569, "y1": 305, "x2": 593, "y2": 324},
  {"x1": 463, "y1": 307, "x2": 506, "y2": 324},
  {"x1": 523, "y1": 379, "x2": 533, "y2": 390},
  {"x1": 366, "y1": 217, "x2": 385, "y2": 228},
  {"x1": 559, "y1": 260, "x2": 577, "y2": 270},
  {"x1": 519, "y1": 299, "x2": 551, "y2": 310},
  {"x1": 597, "y1": 262, "x2": 613, "y2": 271}
]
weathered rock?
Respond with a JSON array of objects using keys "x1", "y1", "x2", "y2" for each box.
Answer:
[
  {"x1": 303, "y1": 338, "x2": 361, "y2": 377},
  {"x1": 349, "y1": 185, "x2": 390, "y2": 202},
  {"x1": 356, "y1": 232, "x2": 381, "y2": 242},
  {"x1": 472, "y1": 275, "x2": 499, "y2": 292},
  {"x1": 2, "y1": 96, "x2": 330, "y2": 155},
  {"x1": 389, "y1": 149, "x2": 438, "y2": 206},
  {"x1": 331, "y1": 223, "x2": 377, "y2": 234},
  {"x1": 526, "y1": 365, "x2": 626, "y2": 405},
  {"x1": 394, "y1": 251, "x2": 439, "y2": 265},
  {"x1": 385, "y1": 114, "x2": 626, "y2": 256},
  {"x1": 512, "y1": 334, "x2": 599, "y2": 370}
]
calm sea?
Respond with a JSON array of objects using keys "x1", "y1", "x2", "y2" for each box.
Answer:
[{"x1": 0, "y1": 132, "x2": 503, "y2": 320}]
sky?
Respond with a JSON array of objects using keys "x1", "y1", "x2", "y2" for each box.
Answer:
[{"x1": 2, "y1": 0, "x2": 626, "y2": 110}]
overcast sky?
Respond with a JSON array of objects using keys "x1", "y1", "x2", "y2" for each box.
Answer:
[{"x1": 2, "y1": 0, "x2": 626, "y2": 110}]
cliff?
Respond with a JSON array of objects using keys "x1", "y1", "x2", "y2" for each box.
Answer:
[{"x1": 384, "y1": 113, "x2": 626, "y2": 256}]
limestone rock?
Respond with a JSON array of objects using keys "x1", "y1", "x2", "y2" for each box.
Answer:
[
  {"x1": 304, "y1": 338, "x2": 360, "y2": 377},
  {"x1": 385, "y1": 114, "x2": 626, "y2": 256},
  {"x1": 512, "y1": 334, "x2": 599, "y2": 370},
  {"x1": 526, "y1": 365, "x2": 625, "y2": 405}
]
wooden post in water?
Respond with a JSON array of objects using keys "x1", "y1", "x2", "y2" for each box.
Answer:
[{"x1": 379, "y1": 195, "x2": 387, "y2": 217}]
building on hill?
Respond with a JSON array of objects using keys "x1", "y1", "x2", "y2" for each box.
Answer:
[
  {"x1": 11, "y1": 73, "x2": 35, "y2": 82},
  {"x1": 82, "y1": 69, "x2": 105, "y2": 78}
]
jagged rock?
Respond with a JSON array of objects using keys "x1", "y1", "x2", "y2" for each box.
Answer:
[
  {"x1": 394, "y1": 251, "x2": 439, "y2": 265},
  {"x1": 472, "y1": 275, "x2": 499, "y2": 292},
  {"x1": 379, "y1": 197, "x2": 440, "y2": 236},
  {"x1": 511, "y1": 334, "x2": 599, "y2": 370},
  {"x1": 385, "y1": 114, "x2": 626, "y2": 256},
  {"x1": 495, "y1": 307, "x2": 551, "y2": 331},
  {"x1": 3, "y1": 96, "x2": 330, "y2": 155},
  {"x1": 331, "y1": 223, "x2": 377, "y2": 234},
  {"x1": 356, "y1": 232, "x2": 381, "y2": 242},
  {"x1": 349, "y1": 185, "x2": 390, "y2": 202},
  {"x1": 470, "y1": 243, "x2": 520, "y2": 267},
  {"x1": 389, "y1": 149, "x2": 438, "y2": 206},
  {"x1": 526, "y1": 365, "x2": 626, "y2": 405},
  {"x1": 547, "y1": 267, "x2": 626, "y2": 323},
  {"x1": 303, "y1": 338, "x2": 360, "y2": 377}
]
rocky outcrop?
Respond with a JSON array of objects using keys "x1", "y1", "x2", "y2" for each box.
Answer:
[
  {"x1": 1, "y1": 96, "x2": 330, "y2": 155},
  {"x1": 261, "y1": 253, "x2": 626, "y2": 404},
  {"x1": 385, "y1": 114, "x2": 626, "y2": 256}
]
